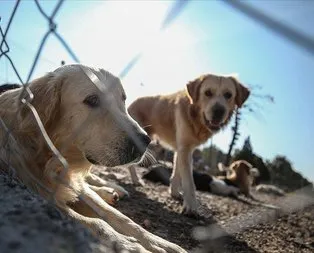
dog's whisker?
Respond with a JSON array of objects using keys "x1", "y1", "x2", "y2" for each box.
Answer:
[{"x1": 142, "y1": 124, "x2": 152, "y2": 129}]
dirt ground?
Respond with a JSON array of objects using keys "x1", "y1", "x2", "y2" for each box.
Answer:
[
  {"x1": 100, "y1": 165, "x2": 314, "y2": 253},
  {"x1": 0, "y1": 165, "x2": 313, "y2": 253}
]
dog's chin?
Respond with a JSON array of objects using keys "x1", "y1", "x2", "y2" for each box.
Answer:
[
  {"x1": 85, "y1": 148, "x2": 144, "y2": 167},
  {"x1": 118, "y1": 142, "x2": 148, "y2": 166},
  {"x1": 84, "y1": 154, "x2": 116, "y2": 167},
  {"x1": 119, "y1": 151, "x2": 143, "y2": 166},
  {"x1": 122, "y1": 156, "x2": 142, "y2": 166},
  {"x1": 203, "y1": 114, "x2": 222, "y2": 132},
  {"x1": 85, "y1": 155, "x2": 101, "y2": 165}
]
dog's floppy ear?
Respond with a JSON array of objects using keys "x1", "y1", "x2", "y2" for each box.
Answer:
[
  {"x1": 229, "y1": 76, "x2": 250, "y2": 108},
  {"x1": 19, "y1": 72, "x2": 62, "y2": 131},
  {"x1": 186, "y1": 75, "x2": 207, "y2": 104},
  {"x1": 250, "y1": 168, "x2": 260, "y2": 177}
]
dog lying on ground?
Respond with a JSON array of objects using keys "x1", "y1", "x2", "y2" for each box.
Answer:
[
  {"x1": 0, "y1": 64, "x2": 186, "y2": 253},
  {"x1": 143, "y1": 160, "x2": 258, "y2": 198},
  {"x1": 217, "y1": 160, "x2": 260, "y2": 198},
  {"x1": 128, "y1": 74, "x2": 250, "y2": 215},
  {"x1": 143, "y1": 161, "x2": 280, "y2": 210},
  {"x1": 128, "y1": 142, "x2": 208, "y2": 186}
]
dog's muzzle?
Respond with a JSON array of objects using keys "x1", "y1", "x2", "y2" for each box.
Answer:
[
  {"x1": 85, "y1": 154, "x2": 100, "y2": 165},
  {"x1": 203, "y1": 113, "x2": 221, "y2": 131},
  {"x1": 204, "y1": 104, "x2": 226, "y2": 131},
  {"x1": 84, "y1": 134, "x2": 151, "y2": 167},
  {"x1": 122, "y1": 134, "x2": 151, "y2": 164}
]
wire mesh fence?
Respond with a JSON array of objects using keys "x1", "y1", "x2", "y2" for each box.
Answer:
[{"x1": 0, "y1": 0, "x2": 313, "y2": 252}]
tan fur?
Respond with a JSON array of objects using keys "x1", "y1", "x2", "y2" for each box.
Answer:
[
  {"x1": 0, "y1": 64, "x2": 186, "y2": 253},
  {"x1": 128, "y1": 74, "x2": 250, "y2": 214}
]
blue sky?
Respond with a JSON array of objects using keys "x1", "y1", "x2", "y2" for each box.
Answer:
[{"x1": 1, "y1": 1, "x2": 313, "y2": 181}]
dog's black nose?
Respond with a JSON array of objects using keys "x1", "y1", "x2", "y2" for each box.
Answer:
[
  {"x1": 212, "y1": 104, "x2": 225, "y2": 122},
  {"x1": 130, "y1": 133, "x2": 151, "y2": 154},
  {"x1": 139, "y1": 134, "x2": 151, "y2": 148}
]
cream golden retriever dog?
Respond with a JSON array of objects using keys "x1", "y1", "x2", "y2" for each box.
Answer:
[
  {"x1": 128, "y1": 74, "x2": 250, "y2": 215},
  {"x1": 0, "y1": 64, "x2": 186, "y2": 253}
]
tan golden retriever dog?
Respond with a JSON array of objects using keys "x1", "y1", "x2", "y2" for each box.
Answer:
[
  {"x1": 128, "y1": 74, "x2": 250, "y2": 215},
  {"x1": 0, "y1": 64, "x2": 186, "y2": 253}
]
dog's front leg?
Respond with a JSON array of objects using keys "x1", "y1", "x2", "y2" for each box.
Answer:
[
  {"x1": 82, "y1": 186, "x2": 187, "y2": 253},
  {"x1": 175, "y1": 147, "x2": 198, "y2": 215},
  {"x1": 86, "y1": 172, "x2": 129, "y2": 198},
  {"x1": 60, "y1": 204, "x2": 151, "y2": 253},
  {"x1": 170, "y1": 152, "x2": 182, "y2": 199}
]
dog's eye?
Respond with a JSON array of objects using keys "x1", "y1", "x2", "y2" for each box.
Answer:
[
  {"x1": 83, "y1": 94, "x2": 100, "y2": 108},
  {"x1": 122, "y1": 93, "x2": 126, "y2": 102},
  {"x1": 205, "y1": 89, "x2": 213, "y2": 97},
  {"x1": 224, "y1": 92, "x2": 232, "y2": 100}
]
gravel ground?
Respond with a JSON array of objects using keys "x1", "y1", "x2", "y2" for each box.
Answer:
[
  {"x1": 99, "y1": 165, "x2": 314, "y2": 253},
  {"x1": 0, "y1": 165, "x2": 313, "y2": 253},
  {"x1": 0, "y1": 172, "x2": 117, "y2": 253}
]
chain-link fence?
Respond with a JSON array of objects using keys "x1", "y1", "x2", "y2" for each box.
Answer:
[{"x1": 1, "y1": 1, "x2": 313, "y2": 252}]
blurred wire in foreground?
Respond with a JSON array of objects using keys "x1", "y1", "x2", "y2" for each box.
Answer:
[
  {"x1": 119, "y1": 0, "x2": 190, "y2": 79},
  {"x1": 222, "y1": 0, "x2": 314, "y2": 56}
]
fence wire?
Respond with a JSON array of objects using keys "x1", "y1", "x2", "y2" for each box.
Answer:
[
  {"x1": 0, "y1": 0, "x2": 313, "y2": 253},
  {"x1": 0, "y1": 0, "x2": 189, "y2": 251},
  {"x1": 222, "y1": 0, "x2": 314, "y2": 56}
]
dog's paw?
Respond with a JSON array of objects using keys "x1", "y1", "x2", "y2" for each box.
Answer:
[
  {"x1": 181, "y1": 207, "x2": 200, "y2": 219},
  {"x1": 145, "y1": 234, "x2": 187, "y2": 253},
  {"x1": 170, "y1": 192, "x2": 183, "y2": 202},
  {"x1": 111, "y1": 236, "x2": 151, "y2": 253},
  {"x1": 181, "y1": 202, "x2": 200, "y2": 219},
  {"x1": 181, "y1": 208, "x2": 202, "y2": 220},
  {"x1": 113, "y1": 186, "x2": 129, "y2": 199},
  {"x1": 112, "y1": 192, "x2": 120, "y2": 205},
  {"x1": 123, "y1": 236, "x2": 168, "y2": 253},
  {"x1": 90, "y1": 219, "x2": 150, "y2": 253},
  {"x1": 95, "y1": 187, "x2": 120, "y2": 206}
]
